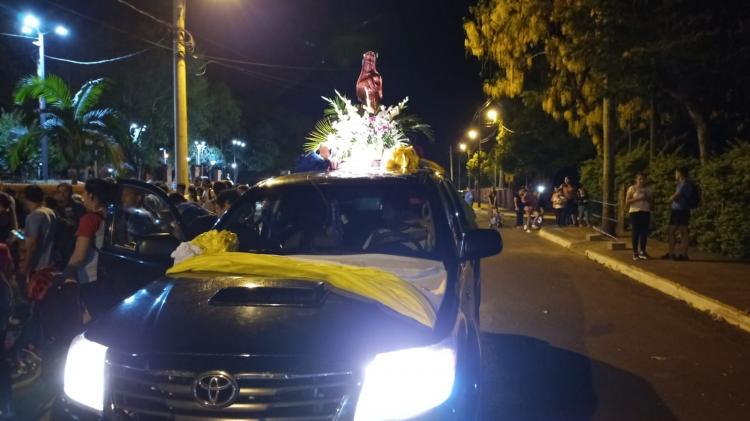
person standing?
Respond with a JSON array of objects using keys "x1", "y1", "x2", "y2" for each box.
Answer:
[
  {"x1": 0, "y1": 193, "x2": 17, "y2": 243},
  {"x1": 552, "y1": 188, "x2": 567, "y2": 226},
  {"x1": 626, "y1": 174, "x2": 653, "y2": 260},
  {"x1": 20, "y1": 185, "x2": 56, "y2": 278},
  {"x1": 488, "y1": 189, "x2": 497, "y2": 210},
  {"x1": 0, "y1": 243, "x2": 13, "y2": 418},
  {"x1": 55, "y1": 183, "x2": 85, "y2": 229},
  {"x1": 65, "y1": 179, "x2": 114, "y2": 284},
  {"x1": 522, "y1": 188, "x2": 538, "y2": 232},
  {"x1": 561, "y1": 176, "x2": 578, "y2": 226},
  {"x1": 514, "y1": 188, "x2": 525, "y2": 228},
  {"x1": 663, "y1": 167, "x2": 693, "y2": 261}
]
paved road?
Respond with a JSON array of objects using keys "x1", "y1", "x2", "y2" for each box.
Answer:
[{"x1": 479, "y1": 220, "x2": 750, "y2": 420}]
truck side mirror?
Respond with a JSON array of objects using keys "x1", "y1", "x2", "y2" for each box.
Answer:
[{"x1": 463, "y1": 229, "x2": 502, "y2": 259}]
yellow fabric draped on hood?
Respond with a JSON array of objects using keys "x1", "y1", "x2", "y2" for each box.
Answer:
[{"x1": 167, "y1": 251, "x2": 436, "y2": 328}]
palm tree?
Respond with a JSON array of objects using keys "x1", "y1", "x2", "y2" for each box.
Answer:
[{"x1": 11, "y1": 75, "x2": 124, "y2": 181}]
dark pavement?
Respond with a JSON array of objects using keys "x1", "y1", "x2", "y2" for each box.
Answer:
[{"x1": 479, "y1": 221, "x2": 750, "y2": 420}]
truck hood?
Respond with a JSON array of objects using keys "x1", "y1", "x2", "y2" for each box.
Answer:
[{"x1": 85, "y1": 255, "x2": 446, "y2": 362}]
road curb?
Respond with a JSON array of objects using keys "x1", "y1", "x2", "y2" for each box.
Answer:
[
  {"x1": 584, "y1": 250, "x2": 750, "y2": 333},
  {"x1": 535, "y1": 228, "x2": 750, "y2": 333},
  {"x1": 538, "y1": 229, "x2": 574, "y2": 249}
]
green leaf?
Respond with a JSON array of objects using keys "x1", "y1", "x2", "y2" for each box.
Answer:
[
  {"x1": 304, "y1": 118, "x2": 334, "y2": 152},
  {"x1": 74, "y1": 78, "x2": 108, "y2": 119}
]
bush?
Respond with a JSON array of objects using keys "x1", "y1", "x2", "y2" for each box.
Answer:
[
  {"x1": 580, "y1": 143, "x2": 750, "y2": 259},
  {"x1": 693, "y1": 143, "x2": 750, "y2": 258}
]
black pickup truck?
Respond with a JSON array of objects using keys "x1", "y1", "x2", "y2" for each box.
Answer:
[{"x1": 55, "y1": 168, "x2": 501, "y2": 421}]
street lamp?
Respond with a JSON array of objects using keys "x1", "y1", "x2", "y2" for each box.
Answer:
[
  {"x1": 194, "y1": 140, "x2": 207, "y2": 178},
  {"x1": 486, "y1": 108, "x2": 498, "y2": 123},
  {"x1": 20, "y1": 12, "x2": 69, "y2": 180},
  {"x1": 467, "y1": 129, "x2": 482, "y2": 207},
  {"x1": 458, "y1": 143, "x2": 468, "y2": 190},
  {"x1": 231, "y1": 139, "x2": 246, "y2": 181}
]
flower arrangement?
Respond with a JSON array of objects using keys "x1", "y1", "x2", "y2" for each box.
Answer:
[{"x1": 304, "y1": 91, "x2": 433, "y2": 170}]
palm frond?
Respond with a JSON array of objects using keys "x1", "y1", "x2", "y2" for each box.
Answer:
[
  {"x1": 13, "y1": 75, "x2": 41, "y2": 105},
  {"x1": 40, "y1": 114, "x2": 66, "y2": 130},
  {"x1": 82, "y1": 108, "x2": 119, "y2": 124},
  {"x1": 74, "y1": 78, "x2": 108, "y2": 118},
  {"x1": 14, "y1": 75, "x2": 73, "y2": 109},
  {"x1": 304, "y1": 118, "x2": 334, "y2": 152},
  {"x1": 82, "y1": 130, "x2": 124, "y2": 167},
  {"x1": 397, "y1": 115, "x2": 435, "y2": 142},
  {"x1": 8, "y1": 129, "x2": 41, "y2": 171},
  {"x1": 322, "y1": 92, "x2": 348, "y2": 118}
]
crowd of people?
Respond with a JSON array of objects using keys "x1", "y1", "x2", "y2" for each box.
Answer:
[
  {"x1": 508, "y1": 169, "x2": 697, "y2": 262},
  {"x1": 0, "y1": 175, "x2": 248, "y2": 418},
  {"x1": 509, "y1": 178, "x2": 591, "y2": 233}
]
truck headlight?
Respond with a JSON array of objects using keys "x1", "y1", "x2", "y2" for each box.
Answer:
[
  {"x1": 354, "y1": 339, "x2": 456, "y2": 421},
  {"x1": 64, "y1": 333, "x2": 108, "y2": 412}
]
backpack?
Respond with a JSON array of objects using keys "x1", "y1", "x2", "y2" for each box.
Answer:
[
  {"x1": 50, "y1": 216, "x2": 77, "y2": 270},
  {"x1": 687, "y1": 181, "x2": 701, "y2": 209}
]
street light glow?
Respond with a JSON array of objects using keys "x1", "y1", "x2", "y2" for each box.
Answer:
[
  {"x1": 21, "y1": 26, "x2": 33, "y2": 35},
  {"x1": 54, "y1": 25, "x2": 69, "y2": 36},
  {"x1": 23, "y1": 14, "x2": 40, "y2": 29},
  {"x1": 486, "y1": 108, "x2": 498, "y2": 122},
  {"x1": 231, "y1": 163, "x2": 237, "y2": 169},
  {"x1": 467, "y1": 129, "x2": 479, "y2": 140},
  {"x1": 459, "y1": 143, "x2": 467, "y2": 152}
]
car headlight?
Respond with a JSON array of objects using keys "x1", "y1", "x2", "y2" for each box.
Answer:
[
  {"x1": 64, "y1": 333, "x2": 108, "y2": 412},
  {"x1": 354, "y1": 339, "x2": 456, "y2": 421}
]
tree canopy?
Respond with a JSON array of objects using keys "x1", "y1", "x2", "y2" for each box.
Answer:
[{"x1": 465, "y1": 0, "x2": 750, "y2": 164}]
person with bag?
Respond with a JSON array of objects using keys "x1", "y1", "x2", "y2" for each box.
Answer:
[
  {"x1": 64, "y1": 179, "x2": 115, "y2": 317},
  {"x1": 663, "y1": 167, "x2": 694, "y2": 261},
  {"x1": 626, "y1": 174, "x2": 654, "y2": 260},
  {"x1": 20, "y1": 185, "x2": 56, "y2": 279},
  {"x1": 65, "y1": 179, "x2": 112, "y2": 283}
]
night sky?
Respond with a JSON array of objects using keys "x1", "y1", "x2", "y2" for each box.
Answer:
[{"x1": 0, "y1": 0, "x2": 484, "y2": 168}]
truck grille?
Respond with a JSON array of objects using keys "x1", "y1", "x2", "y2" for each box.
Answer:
[{"x1": 108, "y1": 363, "x2": 355, "y2": 420}]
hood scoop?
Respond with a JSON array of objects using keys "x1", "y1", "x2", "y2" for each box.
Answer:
[{"x1": 209, "y1": 280, "x2": 328, "y2": 307}]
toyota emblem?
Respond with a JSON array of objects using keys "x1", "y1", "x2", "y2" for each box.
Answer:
[{"x1": 193, "y1": 371, "x2": 238, "y2": 408}]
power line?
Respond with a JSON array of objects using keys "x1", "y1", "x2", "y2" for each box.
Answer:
[
  {"x1": 46, "y1": 48, "x2": 151, "y2": 65},
  {"x1": 0, "y1": 32, "x2": 35, "y2": 40},
  {"x1": 195, "y1": 53, "x2": 345, "y2": 72},
  {"x1": 114, "y1": 0, "x2": 173, "y2": 29},
  {"x1": 42, "y1": 0, "x2": 173, "y2": 52}
]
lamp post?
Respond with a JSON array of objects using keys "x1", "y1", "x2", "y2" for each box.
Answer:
[
  {"x1": 194, "y1": 140, "x2": 206, "y2": 178},
  {"x1": 231, "y1": 139, "x2": 246, "y2": 181},
  {"x1": 458, "y1": 143, "x2": 467, "y2": 190},
  {"x1": 467, "y1": 129, "x2": 479, "y2": 206},
  {"x1": 20, "y1": 13, "x2": 68, "y2": 180}
]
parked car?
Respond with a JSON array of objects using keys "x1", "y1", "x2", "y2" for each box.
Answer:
[{"x1": 55, "y1": 168, "x2": 501, "y2": 420}]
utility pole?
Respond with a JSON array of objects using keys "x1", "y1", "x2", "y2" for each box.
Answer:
[
  {"x1": 457, "y1": 154, "x2": 461, "y2": 190},
  {"x1": 602, "y1": 96, "x2": 616, "y2": 235},
  {"x1": 449, "y1": 146, "x2": 454, "y2": 181},
  {"x1": 476, "y1": 140, "x2": 482, "y2": 207},
  {"x1": 36, "y1": 30, "x2": 48, "y2": 180},
  {"x1": 173, "y1": 0, "x2": 189, "y2": 187}
]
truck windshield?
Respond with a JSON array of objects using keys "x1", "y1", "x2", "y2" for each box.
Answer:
[{"x1": 222, "y1": 182, "x2": 442, "y2": 259}]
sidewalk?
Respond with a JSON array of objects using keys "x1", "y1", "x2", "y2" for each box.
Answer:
[{"x1": 479, "y1": 206, "x2": 750, "y2": 333}]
